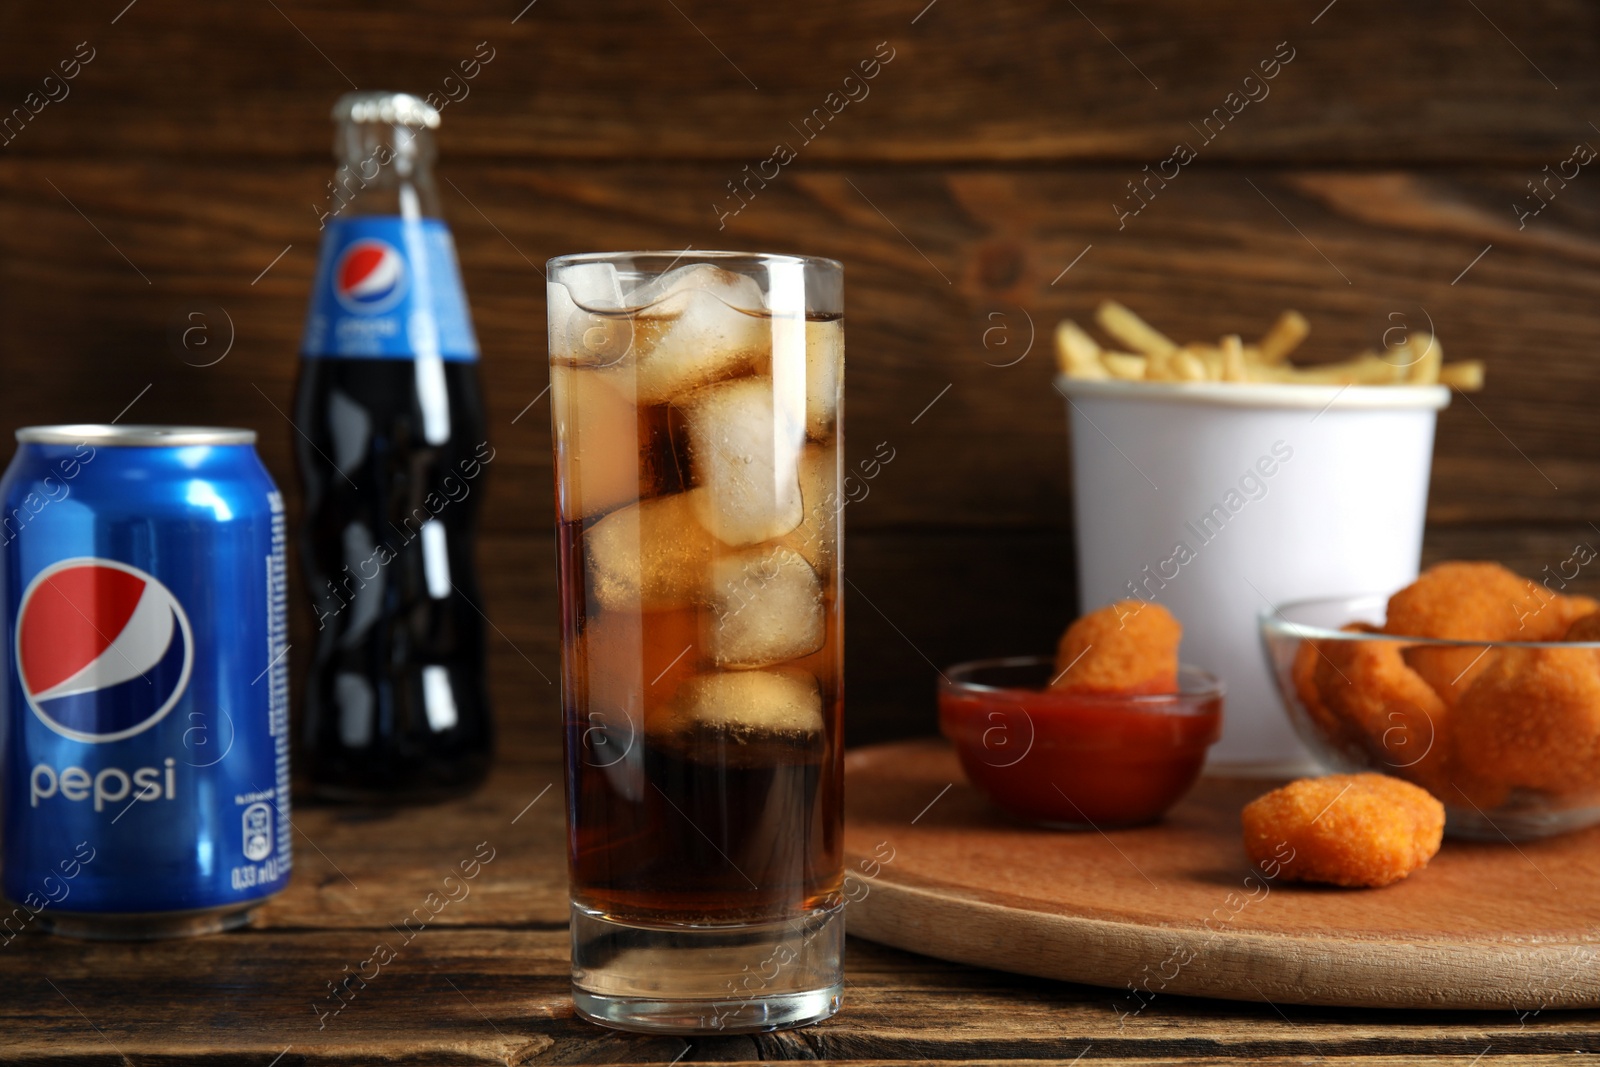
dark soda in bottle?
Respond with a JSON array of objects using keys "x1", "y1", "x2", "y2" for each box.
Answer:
[{"x1": 294, "y1": 91, "x2": 492, "y2": 800}]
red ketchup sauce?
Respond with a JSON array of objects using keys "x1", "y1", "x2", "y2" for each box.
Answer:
[{"x1": 938, "y1": 657, "x2": 1223, "y2": 828}]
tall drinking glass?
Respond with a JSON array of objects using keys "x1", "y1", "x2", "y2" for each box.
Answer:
[{"x1": 546, "y1": 252, "x2": 844, "y2": 1033}]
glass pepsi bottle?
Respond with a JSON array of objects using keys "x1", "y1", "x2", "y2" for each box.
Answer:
[{"x1": 294, "y1": 91, "x2": 492, "y2": 800}]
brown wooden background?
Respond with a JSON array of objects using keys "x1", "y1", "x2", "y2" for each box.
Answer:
[{"x1": 2, "y1": 0, "x2": 1598, "y2": 758}]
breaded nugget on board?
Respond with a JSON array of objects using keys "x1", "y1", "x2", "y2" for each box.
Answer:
[
  {"x1": 1051, "y1": 600, "x2": 1180, "y2": 695},
  {"x1": 1242, "y1": 774, "x2": 1444, "y2": 888},
  {"x1": 1454, "y1": 647, "x2": 1600, "y2": 797},
  {"x1": 1386, "y1": 562, "x2": 1543, "y2": 704}
]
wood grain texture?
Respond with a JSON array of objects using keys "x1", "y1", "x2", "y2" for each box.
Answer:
[
  {"x1": 0, "y1": 0, "x2": 1597, "y2": 164},
  {"x1": 1, "y1": 744, "x2": 1598, "y2": 1064},
  {"x1": 841, "y1": 741, "x2": 1600, "y2": 1011}
]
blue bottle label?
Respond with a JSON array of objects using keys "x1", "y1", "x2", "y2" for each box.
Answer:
[{"x1": 300, "y1": 216, "x2": 479, "y2": 361}]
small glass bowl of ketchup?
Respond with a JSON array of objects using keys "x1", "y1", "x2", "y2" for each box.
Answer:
[{"x1": 938, "y1": 656, "x2": 1224, "y2": 828}]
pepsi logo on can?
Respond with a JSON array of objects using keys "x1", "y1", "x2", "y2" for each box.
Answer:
[
  {"x1": 0, "y1": 425, "x2": 292, "y2": 939},
  {"x1": 18, "y1": 560, "x2": 194, "y2": 743}
]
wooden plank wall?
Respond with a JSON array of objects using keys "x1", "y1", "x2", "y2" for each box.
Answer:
[{"x1": 1, "y1": 0, "x2": 1597, "y2": 751}]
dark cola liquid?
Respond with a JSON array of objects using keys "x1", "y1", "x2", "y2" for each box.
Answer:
[
  {"x1": 558, "y1": 508, "x2": 843, "y2": 924},
  {"x1": 294, "y1": 357, "x2": 492, "y2": 799},
  {"x1": 567, "y1": 721, "x2": 837, "y2": 922}
]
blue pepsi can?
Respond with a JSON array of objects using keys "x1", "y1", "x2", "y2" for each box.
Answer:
[{"x1": 0, "y1": 425, "x2": 291, "y2": 939}]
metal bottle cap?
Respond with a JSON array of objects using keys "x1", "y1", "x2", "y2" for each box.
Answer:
[{"x1": 331, "y1": 91, "x2": 441, "y2": 129}]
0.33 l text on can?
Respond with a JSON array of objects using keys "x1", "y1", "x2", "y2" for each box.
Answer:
[{"x1": 0, "y1": 425, "x2": 291, "y2": 939}]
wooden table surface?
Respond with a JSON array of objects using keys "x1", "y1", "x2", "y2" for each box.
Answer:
[{"x1": 3, "y1": 728, "x2": 1597, "y2": 1065}]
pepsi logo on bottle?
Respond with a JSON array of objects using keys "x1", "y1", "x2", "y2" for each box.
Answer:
[
  {"x1": 300, "y1": 215, "x2": 478, "y2": 360},
  {"x1": 333, "y1": 237, "x2": 408, "y2": 315},
  {"x1": 0, "y1": 425, "x2": 292, "y2": 938}
]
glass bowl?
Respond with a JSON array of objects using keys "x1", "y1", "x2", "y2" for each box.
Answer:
[
  {"x1": 1261, "y1": 593, "x2": 1600, "y2": 840},
  {"x1": 937, "y1": 656, "x2": 1223, "y2": 829}
]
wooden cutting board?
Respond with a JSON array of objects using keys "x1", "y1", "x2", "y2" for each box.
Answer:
[{"x1": 842, "y1": 739, "x2": 1600, "y2": 1011}]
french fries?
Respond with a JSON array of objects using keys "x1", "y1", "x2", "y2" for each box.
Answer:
[
  {"x1": 1220, "y1": 334, "x2": 1246, "y2": 382},
  {"x1": 1100, "y1": 352, "x2": 1148, "y2": 380},
  {"x1": 1055, "y1": 320, "x2": 1110, "y2": 380},
  {"x1": 1053, "y1": 302, "x2": 1485, "y2": 391},
  {"x1": 1258, "y1": 311, "x2": 1309, "y2": 365},
  {"x1": 1438, "y1": 360, "x2": 1485, "y2": 391},
  {"x1": 1171, "y1": 350, "x2": 1207, "y2": 381},
  {"x1": 1095, "y1": 300, "x2": 1177, "y2": 358}
]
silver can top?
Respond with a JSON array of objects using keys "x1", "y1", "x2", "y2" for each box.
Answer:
[
  {"x1": 331, "y1": 91, "x2": 441, "y2": 129},
  {"x1": 16, "y1": 425, "x2": 257, "y2": 447}
]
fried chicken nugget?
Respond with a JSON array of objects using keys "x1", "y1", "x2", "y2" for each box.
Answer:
[
  {"x1": 1310, "y1": 626, "x2": 1459, "y2": 801},
  {"x1": 1454, "y1": 646, "x2": 1600, "y2": 797},
  {"x1": 1539, "y1": 594, "x2": 1600, "y2": 638},
  {"x1": 1051, "y1": 600, "x2": 1180, "y2": 694},
  {"x1": 1292, "y1": 625, "x2": 1384, "y2": 758},
  {"x1": 1242, "y1": 773, "x2": 1444, "y2": 888},
  {"x1": 1565, "y1": 610, "x2": 1600, "y2": 643},
  {"x1": 1385, "y1": 562, "x2": 1563, "y2": 705},
  {"x1": 1292, "y1": 636, "x2": 1362, "y2": 755}
]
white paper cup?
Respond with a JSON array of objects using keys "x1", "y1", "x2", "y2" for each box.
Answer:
[{"x1": 1057, "y1": 377, "x2": 1451, "y2": 772}]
